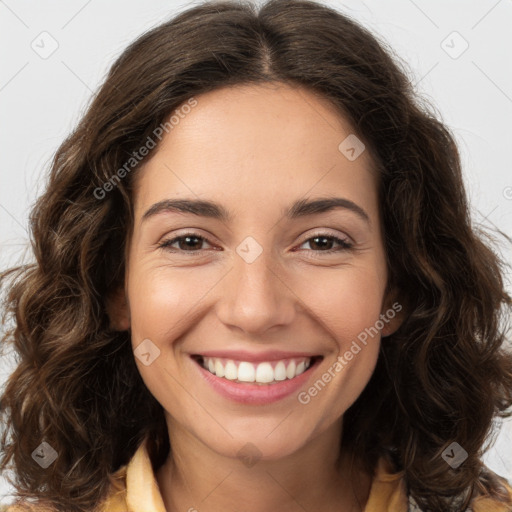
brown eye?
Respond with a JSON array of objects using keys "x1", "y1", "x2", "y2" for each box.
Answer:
[
  {"x1": 297, "y1": 234, "x2": 353, "y2": 253},
  {"x1": 158, "y1": 233, "x2": 212, "y2": 252}
]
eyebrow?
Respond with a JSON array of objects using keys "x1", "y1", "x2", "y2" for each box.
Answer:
[{"x1": 141, "y1": 197, "x2": 370, "y2": 226}]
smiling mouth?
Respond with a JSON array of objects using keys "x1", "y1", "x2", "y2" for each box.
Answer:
[{"x1": 191, "y1": 355, "x2": 323, "y2": 385}]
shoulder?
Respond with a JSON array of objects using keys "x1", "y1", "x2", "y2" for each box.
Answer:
[
  {"x1": 470, "y1": 474, "x2": 512, "y2": 512},
  {"x1": 407, "y1": 475, "x2": 512, "y2": 512},
  {"x1": 0, "y1": 461, "x2": 130, "y2": 512},
  {"x1": 0, "y1": 505, "x2": 33, "y2": 511},
  {"x1": 0, "y1": 492, "x2": 128, "y2": 512},
  {"x1": 372, "y1": 455, "x2": 512, "y2": 512},
  {"x1": 0, "y1": 505, "x2": 52, "y2": 512},
  {"x1": 0, "y1": 448, "x2": 134, "y2": 512},
  {"x1": 0, "y1": 491, "x2": 128, "y2": 512}
]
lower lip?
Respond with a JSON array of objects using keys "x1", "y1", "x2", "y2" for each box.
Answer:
[{"x1": 192, "y1": 357, "x2": 322, "y2": 405}]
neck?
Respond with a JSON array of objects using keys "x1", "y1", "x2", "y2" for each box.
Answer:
[{"x1": 155, "y1": 416, "x2": 372, "y2": 512}]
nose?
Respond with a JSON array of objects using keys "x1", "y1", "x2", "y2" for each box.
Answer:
[{"x1": 215, "y1": 244, "x2": 297, "y2": 336}]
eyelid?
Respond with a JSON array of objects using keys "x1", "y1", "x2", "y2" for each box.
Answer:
[
  {"x1": 157, "y1": 228, "x2": 354, "y2": 254},
  {"x1": 296, "y1": 228, "x2": 353, "y2": 246},
  {"x1": 157, "y1": 230, "x2": 216, "y2": 250}
]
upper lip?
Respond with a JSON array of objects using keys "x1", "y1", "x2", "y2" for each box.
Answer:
[{"x1": 192, "y1": 350, "x2": 322, "y2": 363}]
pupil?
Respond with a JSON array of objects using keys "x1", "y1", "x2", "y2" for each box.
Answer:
[
  {"x1": 181, "y1": 236, "x2": 201, "y2": 250},
  {"x1": 313, "y1": 236, "x2": 331, "y2": 250}
]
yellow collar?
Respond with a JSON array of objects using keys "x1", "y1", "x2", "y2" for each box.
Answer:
[{"x1": 100, "y1": 436, "x2": 510, "y2": 512}]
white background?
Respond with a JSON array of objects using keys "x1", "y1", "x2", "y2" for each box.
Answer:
[{"x1": 1, "y1": 0, "x2": 511, "y2": 503}]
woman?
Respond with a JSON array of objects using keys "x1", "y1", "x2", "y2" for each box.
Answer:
[{"x1": 1, "y1": 1, "x2": 511, "y2": 511}]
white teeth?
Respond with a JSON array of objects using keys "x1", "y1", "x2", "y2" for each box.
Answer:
[
  {"x1": 237, "y1": 361, "x2": 255, "y2": 382},
  {"x1": 286, "y1": 360, "x2": 296, "y2": 379},
  {"x1": 200, "y1": 356, "x2": 313, "y2": 384},
  {"x1": 255, "y1": 362, "x2": 274, "y2": 383},
  {"x1": 274, "y1": 361, "x2": 287, "y2": 381},
  {"x1": 224, "y1": 360, "x2": 237, "y2": 380},
  {"x1": 214, "y1": 359, "x2": 225, "y2": 378}
]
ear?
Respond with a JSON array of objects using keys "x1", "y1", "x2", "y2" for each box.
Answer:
[
  {"x1": 380, "y1": 287, "x2": 406, "y2": 338},
  {"x1": 105, "y1": 286, "x2": 131, "y2": 331}
]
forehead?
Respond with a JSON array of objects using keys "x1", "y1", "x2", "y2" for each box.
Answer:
[
  {"x1": 150, "y1": 82, "x2": 359, "y2": 164},
  {"x1": 132, "y1": 83, "x2": 378, "y2": 219}
]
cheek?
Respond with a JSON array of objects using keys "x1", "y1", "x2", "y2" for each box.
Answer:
[
  {"x1": 291, "y1": 263, "x2": 386, "y2": 348},
  {"x1": 299, "y1": 267, "x2": 384, "y2": 417},
  {"x1": 127, "y1": 266, "x2": 211, "y2": 340},
  {"x1": 128, "y1": 276, "x2": 175, "y2": 341},
  {"x1": 126, "y1": 269, "x2": 196, "y2": 404}
]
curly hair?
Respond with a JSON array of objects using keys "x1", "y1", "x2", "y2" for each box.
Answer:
[{"x1": 1, "y1": 0, "x2": 512, "y2": 510}]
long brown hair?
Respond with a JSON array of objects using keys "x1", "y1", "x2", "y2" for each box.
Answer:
[{"x1": 1, "y1": 1, "x2": 511, "y2": 510}]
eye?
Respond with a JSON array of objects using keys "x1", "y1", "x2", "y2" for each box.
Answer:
[
  {"x1": 295, "y1": 233, "x2": 353, "y2": 254},
  {"x1": 157, "y1": 231, "x2": 353, "y2": 255},
  {"x1": 158, "y1": 232, "x2": 214, "y2": 253}
]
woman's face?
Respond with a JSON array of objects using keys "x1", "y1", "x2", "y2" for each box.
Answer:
[{"x1": 120, "y1": 82, "x2": 400, "y2": 460}]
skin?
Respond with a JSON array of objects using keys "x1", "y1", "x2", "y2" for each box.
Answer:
[{"x1": 110, "y1": 82, "x2": 403, "y2": 512}]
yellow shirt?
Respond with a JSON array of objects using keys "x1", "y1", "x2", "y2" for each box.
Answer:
[
  {"x1": 4, "y1": 437, "x2": 512, "y2": 511},
  {"x1": 100, "y1": 436, "x2": 512, "y2": 512}
]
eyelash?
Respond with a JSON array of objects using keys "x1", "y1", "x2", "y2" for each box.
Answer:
[{"x1": 157, "y1": 231, "x2": 353, "y2": 256}]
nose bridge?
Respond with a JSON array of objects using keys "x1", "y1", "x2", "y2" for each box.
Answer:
[{"x1": 216, "y1": 237, "x2": 296, "y2": 334}]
